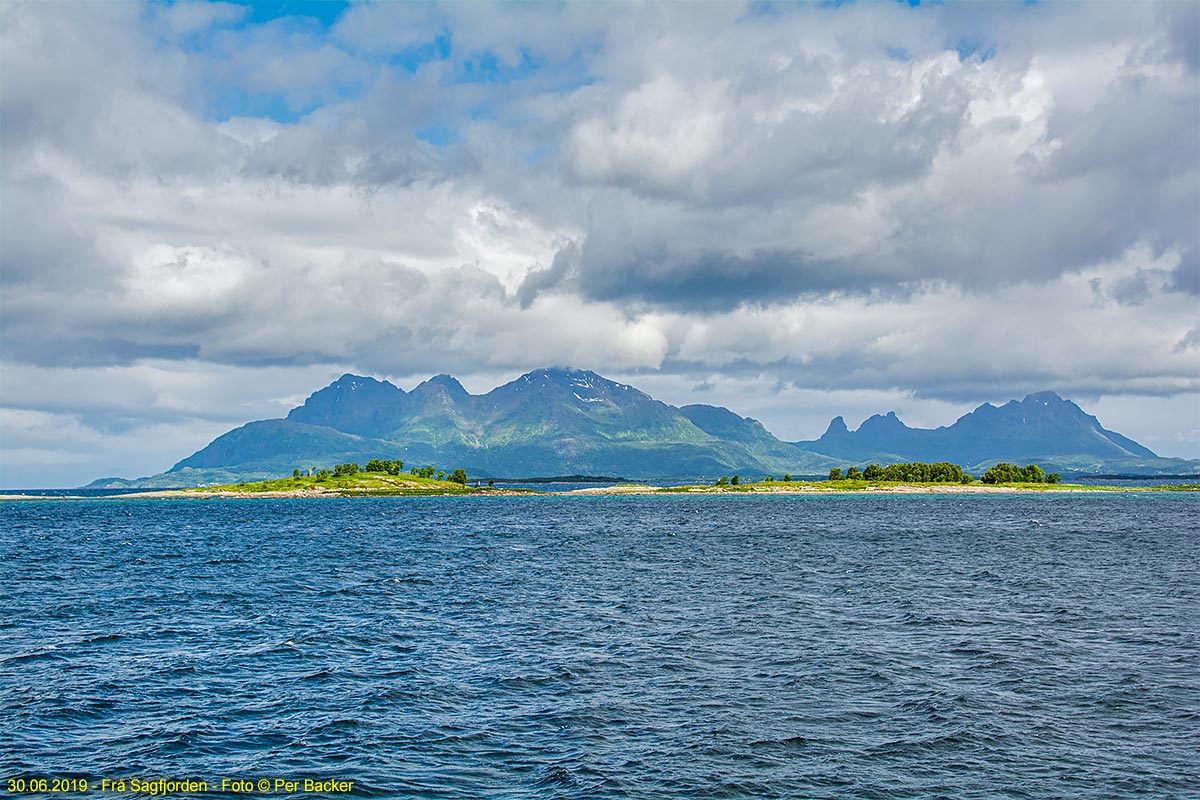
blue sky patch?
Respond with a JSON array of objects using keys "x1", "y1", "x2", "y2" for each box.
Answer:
[
  {"x1": 204, "y1": 89, "x2": 324, "y2": 124},
  {"x1": 240, "y1": 0, "x2": 350, "y2": 30},
  {"x1": 955, "y1": 37, "x2": 996, "y2": 62},
  {"x1": 455, "y1": 48, "x2": 543, "y2": 85},
  {"x1": 416, "y1": 124, "x2": 461, "y2": 146},
  {"x1": 388, "y1": 32, "x2": 452, "y2": 74}
]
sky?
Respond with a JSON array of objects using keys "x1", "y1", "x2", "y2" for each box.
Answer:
[{"x1": 1, "y1": 0, "x2": 1198, "y2": 488}]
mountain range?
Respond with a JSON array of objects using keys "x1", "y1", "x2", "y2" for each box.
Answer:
[{"x1": 86, "y1": 367, "x2": 1198, "y2": 487}]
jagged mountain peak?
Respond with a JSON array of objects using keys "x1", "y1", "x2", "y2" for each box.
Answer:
[
  {"x1": 505, "y1": 366, "x2": 646, "y2": 400},
  {"x1": 857, "y1": 410, "x2": 908, "y2": 432},
  {"x1": 417, "y1": 374, "x2": 470, "y2": 395},
  {"x1": 333, "y1": 373, "x2": 398, "y2": 391},
  {"x1": 822, "y1": 416, "x2": 850, "y2": 437},
  {"x1": 286, "y1": 372, "x2": 405, "y2": 433},
  {"x1": 1023, "y1": 390, "x2": 1064, "y2": 404},
  {"x1": 523, "y1": 366, "x2": 606, "y2": 385}
]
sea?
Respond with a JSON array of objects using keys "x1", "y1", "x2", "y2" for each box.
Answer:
[{"x1": 1, "y1": 493, "x2": 1197, "y2": 799}]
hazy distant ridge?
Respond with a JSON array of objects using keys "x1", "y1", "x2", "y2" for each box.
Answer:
[{"x1": 794, "y1": 390, "x2": 1161, "y2": 468}]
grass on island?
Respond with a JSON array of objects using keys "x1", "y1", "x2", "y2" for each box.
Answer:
[
  {"x1": 652, "y1": 478, "x2": 1199, "y2": 493},
  {"x1": 185, "y1": 472, "x2": 532, "y2": 496},
  {"x1": 186, "y1": 473, "x2": 1199, "y2": 497}
]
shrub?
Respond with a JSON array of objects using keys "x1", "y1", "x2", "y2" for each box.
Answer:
[
  {"x1": 981, "y1": 463, "x2": 1049, "y2": 484},
  {"x1": 1020, "y1": 463, "x2": 1046, "y2": 483}
]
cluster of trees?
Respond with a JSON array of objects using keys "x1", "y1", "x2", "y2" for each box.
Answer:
[
  {"x1": 980, "y1": 463, "x2": 1060, "y2": 484},
  {"x1": 829, "y1": 462, "x2": 974, "y2": 484},
  {"x1": 408, "y1": 465, "x2": 469, "y2": 485},
  {"x1": 294, "y1": 459, "x2": 470, "y2": 486},
  {"x1": 290, "y1": 463, "x2": 368, "y2": 477},
  {"x1": 826, "y1": 461, "x2": 1061, "y2": 485},
  {"x1": 714, "y1": 475, "x2": 741, "y2": 486}
]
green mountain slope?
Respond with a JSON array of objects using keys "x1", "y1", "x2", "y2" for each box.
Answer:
[{"x1": 83, "y1": 370, "x2": 1196, "y2": 488}]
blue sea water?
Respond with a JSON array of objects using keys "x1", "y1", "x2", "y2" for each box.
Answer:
[{"x1": 1, "y1": 494, "x2": 1197, "y2": 799}]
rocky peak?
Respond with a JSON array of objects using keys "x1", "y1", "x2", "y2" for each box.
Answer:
[{"x1": 821, "y1": 416, "x2": 850, "y2": 438}]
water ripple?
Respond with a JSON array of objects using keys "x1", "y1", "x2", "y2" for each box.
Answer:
[{"x1": 1, "y1": 493, "x2": 1197, "y2": 798}]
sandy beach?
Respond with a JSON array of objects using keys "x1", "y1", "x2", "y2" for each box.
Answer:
[{"x1": 2, "y1": 482, "x2": 1169, "y2": 501}]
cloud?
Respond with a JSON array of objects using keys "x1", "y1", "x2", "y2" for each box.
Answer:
[{"x1": 1, "y1": 0, "x2": 1197, "y2": 482}]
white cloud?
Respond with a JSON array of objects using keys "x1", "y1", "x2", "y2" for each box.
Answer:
[
  {"x1": 569, "y1": 74, "x2": 728, "y2": 195},
  {"x1": 0, "y1": 0, "x2": 1196, "y2": 482}
]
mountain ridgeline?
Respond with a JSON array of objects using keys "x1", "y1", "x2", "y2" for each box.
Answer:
[{"x1": 90, "y1": 368, "x2": 1196, "y2": 487}]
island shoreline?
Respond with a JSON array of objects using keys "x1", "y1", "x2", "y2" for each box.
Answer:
[{"x1": 3, "y1": 482, "x2": 1197, "y2": 500}]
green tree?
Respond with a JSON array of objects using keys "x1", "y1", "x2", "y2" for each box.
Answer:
[
  {"x1": 450, "y1": 468, "x2": 468, "y2": 485},
  {"x1": 731, "y1": 474, "x2": 740, "y2": 485},
  {"x1": 293, "y1": 469, "x2": 300, "y2": 479},
  {"x1": 828, "y1": 468, "x2": 843, "y2": 481},
  {"x1": 783, "y1": 473, "x2": 792, "y2": 483},
  {"x1": 979, "y1": 462, "x2": 1049, "y2": 484},
  {"x1": 1046, "y1": 472, "x2": 1061, "y2": 484},
  {"x1": 863, "y1": 463, "x2": 883, "y2": 480},
  {"x1": 715, "y1": 476, "x2": 729, "y2": 486},
  {"x1": 488, "y1": 480, "x2": 495, "y2": 487},
  {"x1": 846, "y1": 467, "x2": 862, "y2": 480},
  {"x1": 982, "y1": 463, "x2": 1026, "y2": 484}
]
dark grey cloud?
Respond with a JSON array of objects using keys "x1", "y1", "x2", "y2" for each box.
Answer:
[
  {"x1": 517, "y1": 241, "x2": 581, "y2": 308},
  {"x1": 1171, "y1": 248, "x2": 1200, "y2": 294},
  {"x1": 576, "y1": 247, "x2": 883, "y2": 312}
]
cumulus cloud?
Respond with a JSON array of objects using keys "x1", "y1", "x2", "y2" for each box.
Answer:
[{"x1": 0, "y1": 0, "x2": 1197, "y2": 484}]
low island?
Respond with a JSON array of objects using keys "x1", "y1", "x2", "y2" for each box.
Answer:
[{"x1": 84, "y1": 459, "x2": 1197, "y2": 498}]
